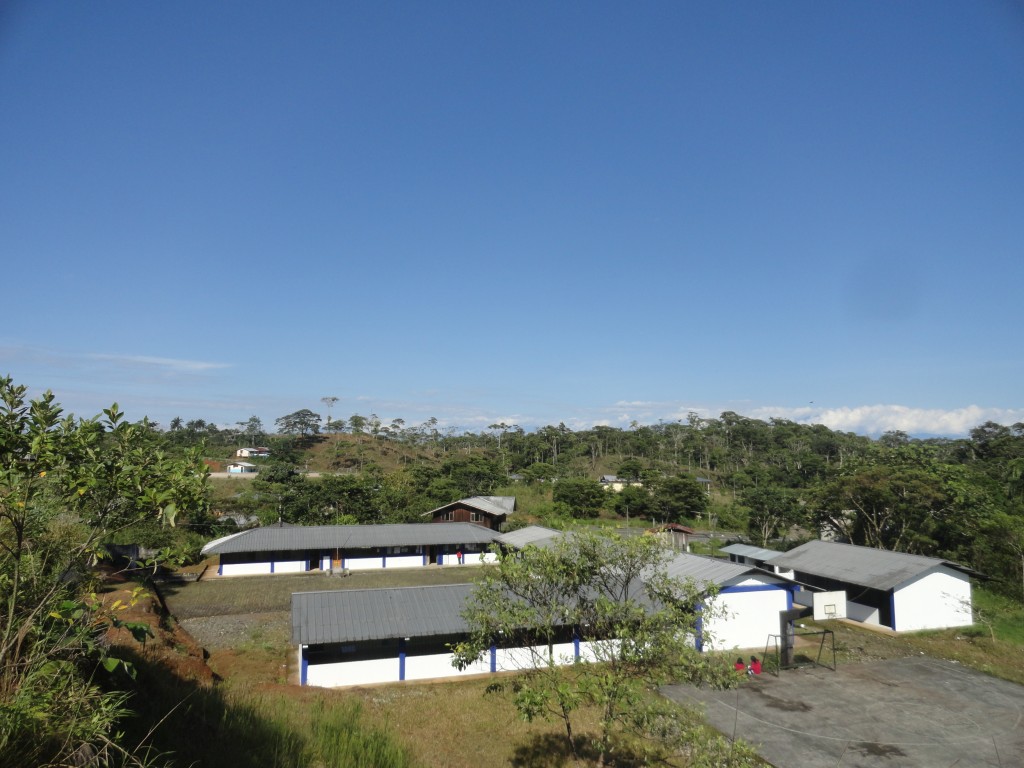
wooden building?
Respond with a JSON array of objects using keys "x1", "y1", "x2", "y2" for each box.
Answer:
[{"x1": 423, "y1": 495, "x2": 516, "y2": 530}]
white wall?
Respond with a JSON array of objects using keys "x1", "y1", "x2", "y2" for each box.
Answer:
[
  {"x1": 220, "y1": 559, "x2": 309, "y2": 576},
  {"x1": 345, "y1": 556, "x2": 385, "y2": 570},
  {"x1": 404, "y1": 652, "x2": 489, "y2": 681},
  {"x1": 306, "y1": 655, "x2": 398, "y2": 688},
  {"x1": 495, "y1": 642, "x2": 576, "y2": 671},
  {"x1": 846, "y1": 601, "x2": 881, "y2": 625},
  {"x1": 304, "y1": 644, "x2": 570, "y2": 688},
  {"x1": 220, "y1": 561, "x2": 272, "y2": 576},
  {"x1": 385, "y1": 555, "x2": 423, "y2": 569},
  {"x1": 893, "y1": 567, "x2": 972, "y2": 632},
  {"x1": 577, "y1": 639, "x2": 621, "y2": 663},
  {"x1": 704, "y1": 587, "x2": 790, "y2": 651}
]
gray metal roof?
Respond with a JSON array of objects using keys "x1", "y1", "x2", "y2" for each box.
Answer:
[
  {"x1": 201, "y1": 522, "x2": 498, "y2": 556},
  {"x1": 765, "y1": 540, "x2": 976, "y2": 591},
  {"x1": 292, "y1": 584, "x2": 475, "y2": 645},
  {"x1": 423, "y1": 495, "x2": 516, "y2": 518},
  {"x1": 290, "y1": 550, "x2": 785, "y2": 646},
  {"x1": 494, "y1": 525, "x2": 564, "y2": 549},
  {"x1": 663, "y1": 552, "x2": 777, "y2": 588},
  {"x1": 719, "y1": 543, "x2": 783, "y2": 561}
]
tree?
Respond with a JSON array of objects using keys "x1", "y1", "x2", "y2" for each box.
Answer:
[
  {"x1": 612, "y1": 483, "x2": 653, "y2": 520},
  {"x1": 347, "y1": 413, "x2": 368, "y2": 436},
  {"x1": 236, "y1": 415, "x2": 264, "y2": 446},
  {"x1": 651, "y1": 476, "x2": 709, "y2": 523},
  {"x1": 742, "y1": 487, "x2": 805, "y2": 546},
  {"x1": 320, "y1": 396, "x2": 339, "y2": 432},
  {"x1": 0, "y1": 376, "x2": 208, "y2": 766},
  {"x1": 617, "y1": 458, "x2": 644, "y2": 481},
  {"x1": 275, "y1": 409, "x2": 322, "y2": 436},
  {"x1": 552, "y1": 477, "x2": 606, "y2": 518},
  {"x1": 452, "y1": 532, "x2": 739, "y2": 766}
]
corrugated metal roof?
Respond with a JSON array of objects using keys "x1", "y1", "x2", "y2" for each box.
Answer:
[
  {"x1": 765, "y1": 540, "x2": 975, "y2": 591},
  {"x1": 663, "y1": 552, "x2": 770, "y2": 587},
  {"x1": 494, "y1": 525, "x2": 564, "y2": 549},
  {"x1": 291, "y1": 551, "x2": 785, "y2": 646},
  {"x1": 719, "y1": 543, "x2": 782, "y2": 561},
  {"x1": 201, "y1": 522, "x2": 498, "y2": 555},
  {"x1": 292, "y1": 584, "x2": 476, "y2": 644},
  {"x1": 423, "y1": 495, "x2": 516, "y2": 518}
]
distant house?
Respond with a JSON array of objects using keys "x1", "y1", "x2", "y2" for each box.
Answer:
[
  {"x1": 766, "y1": 540, "x2": 980, "y2": 632},
  {"x1": 599, "y1": 475, "x2": 643, "y2": 492},
  {"x1": 423, "y1": 496, "x2": 516, "y2": 531},
  {"x1": 226, "y1": 461, "x2": 258, "y2": 474},
  {"x1": 647, "y1": 523, "x2": 697, "y2": 553},
  {"x1": 236, "y1": 447, "x2": 271, "y2": 458}
]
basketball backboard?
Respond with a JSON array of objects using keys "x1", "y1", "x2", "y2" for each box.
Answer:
[{"x1": 812, "y1": 590, "x2": 847, "y2": 621}]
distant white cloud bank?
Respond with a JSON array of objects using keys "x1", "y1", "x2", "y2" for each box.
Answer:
[{"x1": 749, "y1": 404, "x2": 1024, "y2": 437}]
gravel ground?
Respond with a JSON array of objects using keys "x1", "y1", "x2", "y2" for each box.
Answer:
[{"x1": 178, "y1": 611, "x2": 291, "y2": 650}]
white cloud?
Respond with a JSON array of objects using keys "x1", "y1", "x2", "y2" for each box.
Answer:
[
  {"x1": 748, "y1": 404, "x2": 1024, "y2": 436},
  {"x1": 87, "y1": 354, "x2": 230, "y2": 373}
]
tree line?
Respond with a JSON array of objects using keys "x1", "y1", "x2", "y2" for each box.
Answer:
[{"x1": 184, "y1": 407, "x2": 1024, "y2": 600}]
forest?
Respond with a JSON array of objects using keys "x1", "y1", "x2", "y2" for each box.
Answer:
[
  {"x1": 3, "y1": 376, "x2": 1023, "y2": 766},
  {"x1": 175, "y1": 407, "x2": 1024, "y2": 600}
]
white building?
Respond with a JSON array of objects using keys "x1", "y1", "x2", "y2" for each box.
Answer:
[
  {"x1": 201, "y1": 522, "x2": 499, "y2": 577},
  {"x1": 766, "y1": 540, "x2": 977, "y2": 632}
]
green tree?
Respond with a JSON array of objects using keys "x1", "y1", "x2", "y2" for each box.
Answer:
[
  {"x1": 452, "y1": 532, "x2": 742, "y2": 766},
  {"x1": 522, "y1": 461, "x2": 557, "y2": 484},
  {"x1": 616, "y1": 458, "x2": 644, "y2": 481},
  {"x1": 236, "y1": 415, "x2": 265, "y2": 446},
  {"x1": 275, "y1": 409, "x2": 322, "y2": 436},
  {"x1": 552, "y1": 477, "x2": 606, "y2": 518},
  {"x1": 0, "y1": 376, "x2": 208, "y2": 766},
  {"x1": 612, "y1": 483, "x2": 653, "y2": 520},
  {"x1": 320, "y1": 396, "x2": 339, "y2": 432},
  {"x1": 651, "y1": 476, "x2": 709, "y2": 523},
  {"x1": 742, "y1": 487, "x2": 805, "y2": 546}
]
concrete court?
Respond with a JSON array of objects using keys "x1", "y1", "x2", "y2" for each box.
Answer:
[{"x1": 661, "y1": 656, "x2": 1024, "y2": 767}]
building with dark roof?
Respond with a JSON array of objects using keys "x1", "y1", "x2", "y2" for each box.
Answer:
[
  {"x1": 290, "y1": 543, "x2": 796, "y2": 688},
  {"x1": 766, "y1": 540, "x2": 978, "y2": 632},
  {"x1": 423, "y1": 495, "x2": 516, "y2": 530},
  {"x1": 201, "y1": 522, "x2": 499, "y2": 576}
]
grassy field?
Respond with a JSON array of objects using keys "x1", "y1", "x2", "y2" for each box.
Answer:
[
  {"x1": 157, "y1": 567, "x2": 765, "y2": 766},
  {"x1": 156, "y1": 568, "x2": 1024, "y2": 767}
]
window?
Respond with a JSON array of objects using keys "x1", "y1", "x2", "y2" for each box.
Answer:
[
  {"x1": 470, "y1": 512, "x2": 481, "y2": 522},
  {"x1": 442, "y1": 511, "x2": 454, "y2": 521}
]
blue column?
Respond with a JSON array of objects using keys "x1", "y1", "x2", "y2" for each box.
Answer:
[
  {"x1": 573, "y1": 633, "x2": 580, "y2": 660},
  {"x1": 490, "y1": 644, "x2": 497, "y2": 673},
  {"x1": 889, "y1": 591, "x2": 897, "y2": 631},
  {"x1": 300, "y1": 650, "x2": 308, "y2": 686},
  {"x1": 382, "y1": 553, "x2": 387, "y2": 569},
  {"x1": 399, "y1": 639, "x2": 406, "y2": 681},
  {"x1": 270, "y1": 560, "x2": 275, "y2": 574}
]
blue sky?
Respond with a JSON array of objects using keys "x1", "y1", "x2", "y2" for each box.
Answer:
[{"x1": 2, "y1": 1, "x2": 1022, "y2": 437}]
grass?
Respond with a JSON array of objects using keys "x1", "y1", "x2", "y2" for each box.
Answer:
[
  {"x1": 154, "y1": 569, "x2": 1024, "y2": 766},
  {"x1": 118, "y1": 654, "x2": 418, "y2": 768}
]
